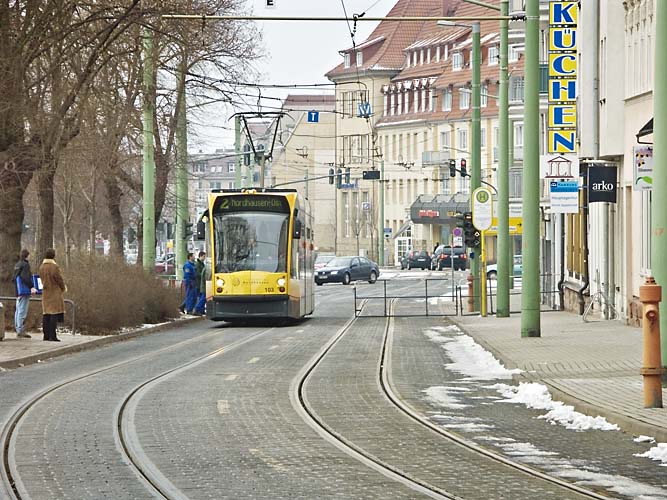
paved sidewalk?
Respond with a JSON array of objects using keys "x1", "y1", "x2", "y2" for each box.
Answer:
[
  {"x1": 0, "y1": 317, "x2": 202, "y2": 371},
  {"x1": 450, "y1": 311, "x2": 667, "y2": 442}
]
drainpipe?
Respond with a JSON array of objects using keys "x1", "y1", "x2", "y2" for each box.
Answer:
[{"x1": 578, "y1": 163, "x2": 590, "y2": 315}]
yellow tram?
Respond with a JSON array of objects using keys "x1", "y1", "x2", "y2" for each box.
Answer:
[{"x1": 200, "y1": 189, "x2": 315, "y2": 321}]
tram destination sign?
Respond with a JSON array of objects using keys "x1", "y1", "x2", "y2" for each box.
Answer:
[{"x1": 214, "y1": 195, "x2": 290, "y2": 213}]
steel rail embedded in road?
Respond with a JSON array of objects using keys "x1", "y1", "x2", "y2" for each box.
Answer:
[
  {"x1": 290, "y1": 299, "x2": 459, "y2": 499},
  {"x1": 0, "y1": 326, "x2": 272, "y2": 500},
  {"x1": 378, "y1": 299, "x2": 614, "y2": 500},
  {"x1": 116, "y1": 327, "x2": 275, "y2": 500}
]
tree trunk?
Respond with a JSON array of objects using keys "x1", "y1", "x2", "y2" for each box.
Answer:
[
  {"x1": 37, "y1": 167, "x2": 56, "y2": 259},
  {"x1": 104, "y1": 175, "x2": 124, "y2": 258},
  {"x1": 0, "y1": 178, "x2": 26, "y2": 296}
]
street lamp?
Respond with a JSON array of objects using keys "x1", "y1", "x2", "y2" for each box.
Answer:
[{"x1": 439, "y1": 20, "x2": 482, "y2": 310}]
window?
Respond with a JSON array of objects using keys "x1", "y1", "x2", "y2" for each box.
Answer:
[
  {"x1": 356, "y1": 51, "x2": 363, "y2": 66},
  {"x1": 510, "y1": 76, "x2": 524, "y2": 102},
  {"x1": 421, "y1": 89, "x2": 427, "y2": 112},
  {"x1": 481, "y1": 127, "x2": 486, "y2": 149},
  {"x1": 228, "y1": 181, "x2": 234, "y2": 189},
  {"x1": 426, "y1": 47, "x2": 431, "y2": 63},
  {"x1": 509, "y1": 45, "x2": 519, "y2": 62},
  {"x1": 459, "y1": 88, "x2": 470, "y2": 110},
  {"x1": 440, "y1": 130, "x2": 451, "y2": 151},
  {"x1": 481, "y1": 84, "x2": 488, "y2": 108},
  {"x1": 436, "y1": 46, "x2": 441, "y2": 62},
  {"x1": 420, "y1": 49, "x2": 424, "y2": 65},
  {"x1": 344, "y1": 53, "x2": 351, "y2": 68},
  {"x1": 342, "y1": 192, "x2": 349, "y2": 237},
  {"x1": 452, "y1": 52, "x2": 463, "y2": 70},
  {"x1": 412, "y1": 51, "x2": 418, "y2": 66},
  {"x1": 228, "y1": 161, "x2": 235, "y2": 173},
  {"x1": 383, "y1": 94, "x2": 388, "y2": 116},
  {"x1": 442, "y1": 176, "x2": 451, "y2": 195},
  {"x1": 442, "y1": 88, "x2": 452, "y2": 111},
  {"x1": 457, "y1": 128, "x2": 468, "y2": 152},
  {"x1": 513, "y1": 123, "x2": 524, "y2": 148},
  {"x1": 488, "y1": 45, "x2": 499, "y2": 65}
]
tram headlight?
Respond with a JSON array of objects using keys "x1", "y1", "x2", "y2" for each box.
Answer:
[
  {"x1": 216, "y1": 278, "x2": 224, "y2": 288},
  {"x1": 277, "y1": 278, "x2": 286, "y2": 287}
]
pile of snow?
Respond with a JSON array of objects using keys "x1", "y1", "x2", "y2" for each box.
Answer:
[
  {"x1": 492, "y1": 382, "x2": 620, "y2": 431},
  {"x1": 635, "y1": 443, "x2": 667, "y2": 467},
  {"x1": 422, "y1": 386, "x2": 470, "y2": 409}
]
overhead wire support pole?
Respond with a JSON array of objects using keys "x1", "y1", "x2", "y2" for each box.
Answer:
[
  {"x1": 471, "y1": 22, "x2": 481, "y2": 312},
  {"x1": 497, "y1": 0, "x2": 510, "y2": 317},
  {"x1": 142, "y1": 26, "x2": 156, "y2": 272},
  {"x1": 175, "y1": 50, "x2": 189, "y2": 280},
  {"x1": 521, "y1": 0, "x2": 541, "y2": 337}
]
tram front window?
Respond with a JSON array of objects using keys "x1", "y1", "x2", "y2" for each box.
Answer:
[{"x1": 213, "y1": 212, "x2": 289, "y2": 273}]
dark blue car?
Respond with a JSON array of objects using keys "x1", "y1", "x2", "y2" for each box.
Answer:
[{"x1": 314, "y1": 256, "x2": 380, "y2": 285}]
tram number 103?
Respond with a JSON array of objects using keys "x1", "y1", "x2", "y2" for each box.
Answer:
[{"x1": 265, "y1": 287, "x2": 275, "y2": 293}]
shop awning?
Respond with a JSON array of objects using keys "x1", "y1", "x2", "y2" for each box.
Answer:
[
  {"x1": 409, "y1": 193, "x2": 470, "y2": 225},
  {"x1": 636, "y1": 118, "x2": 653, "y2": 142}
]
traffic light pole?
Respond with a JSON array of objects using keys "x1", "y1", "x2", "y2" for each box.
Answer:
[{"x1": 379, "y1": 160, "x2": 385, "y2": 266}]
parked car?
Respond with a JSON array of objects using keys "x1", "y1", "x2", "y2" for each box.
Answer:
[
  {"x1": 431, "y1": 245, "x2": 467, "y2": 271},
  {"x1": 315, "y1": 256, "x2": 380, "y2": 285},
  {"x1": 400, "y1": 250, "x2": 431, "y2": 270},
  {"x1": 155, "y1": 253, "x2": 175, "y2": 275},
  {"x1": 314, "y1": 254, "x2": 336, "y2": 270},
  {"x1": 486, "y1": 255, "x2": 523, "y2": 278}
]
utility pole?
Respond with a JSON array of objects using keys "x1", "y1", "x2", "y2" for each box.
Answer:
[
  {"x1": 142, "y1": 27, "x2": 156, "y2": 272},
  {"x1": 653, "y1": 1, "x2": 667, "y2": 372},
  {"x1": 496, "y1": 0, "x2": 510, "y2": 317},
  {"x1": 235, "y1": 115, "x2": 242, "y2": 188},
  {"x1": 471, "y1": 22, "x2": 481, "y2": 311},
  {"x1": 175, "y1": 50, "x2": 188, "y2": 280},
  {"x1": 521, "y1": 0, "x2": 541, "y2": 337}
]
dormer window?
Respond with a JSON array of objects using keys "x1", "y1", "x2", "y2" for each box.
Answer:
[
  {"x1": 436, "y1": 46, "x2": 441, "y2": 62},
  {"x1": 488, "y1": 46, "x2": 499, "y2": 65},
  {"x1": 452, "y1": 52, "x2": 463, "y2": 70},
  {"x1": 412, "y1": 51, "x2": 418, "y2": 66},
  {"x1": 356, "y1": 51, "x2": 363, "y2": 67},
  {"x1": 344, "y1": 53, "x2": 351, "y2": 68}
]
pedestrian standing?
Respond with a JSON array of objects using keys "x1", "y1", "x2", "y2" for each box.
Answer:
[
  {"x1": 13, "y1": 249, "x2": 37, "y2": 338},
  {"x1": 194, "y1": 251, "x2": 207, "y2": 315},
  {"x1": 183, "y1": 252, "x2": 197, "y2": 314},
  {"x1": 38, "y1": 248, "x2": 66, "y2": 342}
]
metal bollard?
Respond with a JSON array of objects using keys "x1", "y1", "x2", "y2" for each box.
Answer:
[
  {"x1": 639, "y1": 277, "x2": 663, "y2": 408},
  {"x1": 0, "y1": 302, "x2": 4, "y2": 340},
  {"x1": 467, "y1": 274, "x2": 475, "y2": 313}
]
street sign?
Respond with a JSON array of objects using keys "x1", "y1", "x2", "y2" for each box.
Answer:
[
  {"x1": 357, "y1": 102, "x2": 372, "y2": 118},
  {"x1": 453, "y1": 236, "x2": 463, "y2": 247},
  {"x1": 549, "y1": 180, "x2": 579, "y2": 213},
  {"x1": 633, "y1": 145, "x2": 653, "y2": 191},
  {"x1": 362, "y1": 170, "x2": 380, "y2": 180},
  {"x1": 452, "y1": 227, "x2": 462, "y2": 237},
  {"x1": 307, "y1": 111, "x2": 319, "y2": 123},
  {"x1": 472, "y1": 187, "x2": 493, "y2": 231},
  {"x1": 361, "y1": 201, "x2": 371, "y2": 211}
]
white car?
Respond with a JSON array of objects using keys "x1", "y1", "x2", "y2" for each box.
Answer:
[{"x1": 486, "y1": 255, "x2": 522, "y2": 278}]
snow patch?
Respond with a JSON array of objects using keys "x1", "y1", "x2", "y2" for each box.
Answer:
[
  {"x1": 493, "y1": 382, "x2": 620, "y2": 431},
  {"x1": 422, "y1": 386, "x2": 470, "y2": 409},
  {"x1": 635, "y1": 443, "x2": 667, "y2": 467}
]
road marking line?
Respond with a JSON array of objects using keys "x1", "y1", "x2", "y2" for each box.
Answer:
[
  {"x1": 225, "y1": 374, "x2": 238, "y2": 381},
  {"x1": 248, "y1": 357, "x2": 260, "y2": 364},
  {"x1": 217, "y1": 400, "x2": 229, "y2": 414}
]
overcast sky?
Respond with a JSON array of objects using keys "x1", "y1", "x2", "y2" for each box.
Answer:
[{"x1": 189, "y1": 0, "x2": 396, "y2": 152}]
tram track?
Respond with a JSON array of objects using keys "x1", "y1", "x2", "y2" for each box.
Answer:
[
  {"x1": 1, "y1": 325, "x2": 274, "y2": 500},
  {"x1": 294, "y1": 294, "x2": 615, "y2": 500}
]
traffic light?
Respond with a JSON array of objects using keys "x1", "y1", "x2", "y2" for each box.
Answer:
[
  {"x1": 449, "y1": 159, "x2": 456, "y2": 177},
  {"x1": 328, "y1": 167, "x2": 335, "y2": 184},
  {"x1": 460, "y1": 159, "x2": 467, "y2": 177},
  {"x1": 463, "y1": 211, "x2": 481, "y2": 248},
  {"x1": 336, "y1": 168, "x2": 342, "y2": 188},
  {"x1": 184, "y1": 222, "x2": 194, "y2": 238},
  {"x1": 344, "y1": 167, "x2": 351, "y2": 184}
]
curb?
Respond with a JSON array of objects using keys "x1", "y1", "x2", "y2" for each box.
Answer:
[{"x1": 0, "y1": 317, "x2": 204, "y2": 371}]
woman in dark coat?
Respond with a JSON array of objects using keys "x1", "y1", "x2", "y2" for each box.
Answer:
[{"x1": 38, "y1": 248, "x2": 66, "y2": 342}]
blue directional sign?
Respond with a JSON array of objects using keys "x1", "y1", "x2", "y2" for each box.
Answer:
[
  {"x1": 307, "y1": 111, "x2": 319, "y2": 123},
  {"x1": 357, "y1": 102, "x2": 372, "y2": 118}
]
